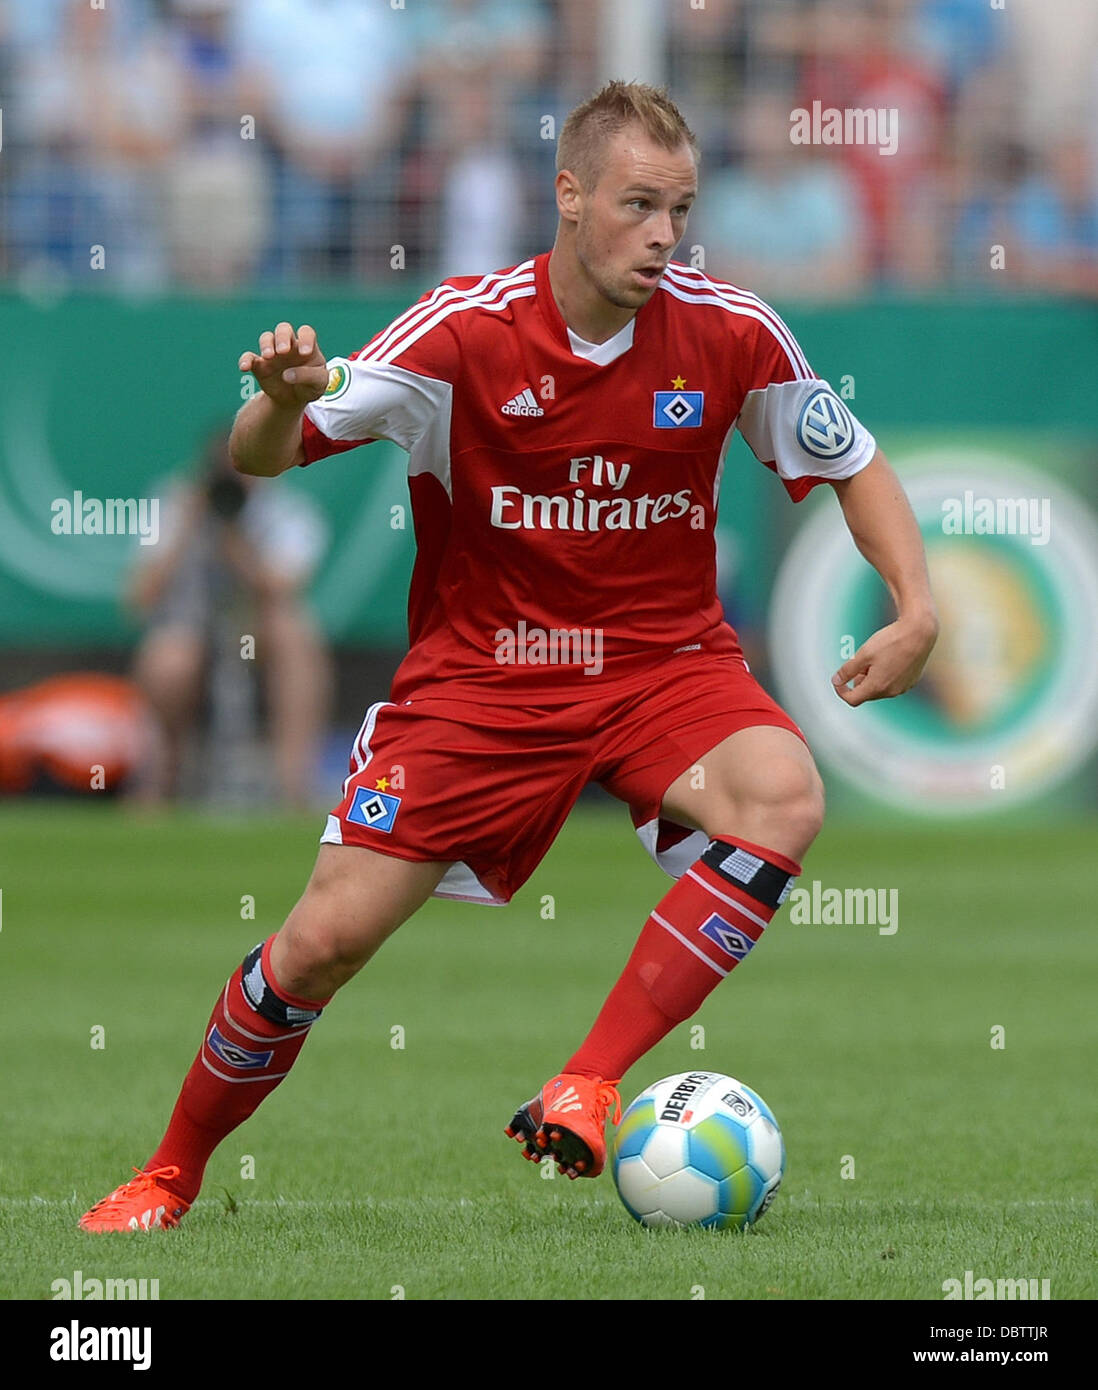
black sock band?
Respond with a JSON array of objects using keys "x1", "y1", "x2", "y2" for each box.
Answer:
[
  {"x1": 700, "y1": 840, "x2": 796, "y2": 910},
  {"x1": 240, "y1": 942, "x2": 325, "y2": 1028}
]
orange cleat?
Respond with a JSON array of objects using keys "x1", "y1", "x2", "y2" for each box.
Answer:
[
  {"x1": 505, "y1": 1074, "x2": 622, "y2": 1179},
  {"x1": 78, "y1": 1165, "x2": 190, "y2": 1233}
]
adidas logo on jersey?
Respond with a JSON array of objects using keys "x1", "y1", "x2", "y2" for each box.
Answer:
[{"x1": 501, "y1": 387, "x2": 544, "y2": 417}]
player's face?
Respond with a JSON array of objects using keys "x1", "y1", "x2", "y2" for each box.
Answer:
[{"x1": 574, "y1": 130, "x2": 697, "y2": 311}]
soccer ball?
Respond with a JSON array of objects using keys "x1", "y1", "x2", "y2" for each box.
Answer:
[{"x1": 611, "y1": 1071, "x2": 785, "y2": 1230}]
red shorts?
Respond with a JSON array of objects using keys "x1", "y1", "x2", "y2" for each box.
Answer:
[{"x1": 320, "y1": 652, "x2": 805, "y2": 904}]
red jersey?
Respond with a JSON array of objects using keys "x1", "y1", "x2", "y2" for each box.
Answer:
[{"x1": 301, "y1": 253, "x2": 875, "y2": 698}]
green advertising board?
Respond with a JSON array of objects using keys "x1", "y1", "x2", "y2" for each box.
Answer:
[
  {"x1": 2, "y1": 292, "x2": 1094, "y2": 647},
  {"x1": 1, "y1": 292, "x2": 1095, "y2": 813}
]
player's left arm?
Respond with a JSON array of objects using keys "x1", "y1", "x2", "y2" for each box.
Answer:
[{"x1": 828, "y1": 449, "x2": 939, "y2": 707}]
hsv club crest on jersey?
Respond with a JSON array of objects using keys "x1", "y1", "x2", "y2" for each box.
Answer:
[
  {"x1": 299, "y1": 252, "x2": 876, "y2": 697},
  {"x1": 653, "y1": 389, "x2": 704, "y2": 428}
]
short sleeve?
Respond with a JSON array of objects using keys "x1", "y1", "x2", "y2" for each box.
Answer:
[
  {"x1": 301, "y1": 292, "x2": 459, "y2": 466},
  {"x1": 735, "y1": 309, "x2": 876, "y2": 501}
]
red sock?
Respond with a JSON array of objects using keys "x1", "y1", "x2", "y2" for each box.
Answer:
[
  {"x1": 146, "y1": 936, "x2": 329, "y2": 1203},
  {"x1": 565, "y1": 838, "x2": 801, "y2": 1081}
]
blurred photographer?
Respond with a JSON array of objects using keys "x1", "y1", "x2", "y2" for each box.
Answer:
[{"x1": 127, "y1": 425, "x2": 331, "y2": 807}]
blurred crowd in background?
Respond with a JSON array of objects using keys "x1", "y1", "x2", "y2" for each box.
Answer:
[{"x1": 1, "y1": 0, "x2": 1097, "y2": 298}]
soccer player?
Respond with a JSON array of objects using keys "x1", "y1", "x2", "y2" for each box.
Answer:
[{"x1": 80, "y1": 82, "x2": 938, "y2": 1230}]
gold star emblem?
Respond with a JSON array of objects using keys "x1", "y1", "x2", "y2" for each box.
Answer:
[
  {"x1": 374, "y1": 776, "x2": 390, "y2": 791},
  {"x1": 671, "y1": 375, "x2": 686, "y2": 390}
]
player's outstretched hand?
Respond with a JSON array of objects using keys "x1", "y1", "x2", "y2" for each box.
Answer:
[
  {"x1": 238, "y1": 323, "x2": 329, "y2": 409},
  {"x1": 831, "y1": 615, "x2": 938, "y2": 707}
]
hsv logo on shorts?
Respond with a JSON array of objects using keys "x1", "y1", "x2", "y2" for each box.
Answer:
[{"x1": 347, "y1": 786, "x2": 402, "y2": 832}]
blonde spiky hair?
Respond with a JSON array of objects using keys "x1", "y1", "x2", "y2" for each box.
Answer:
[{"x1": 557, "y1": 80, "x2": 699, "y2": 191}]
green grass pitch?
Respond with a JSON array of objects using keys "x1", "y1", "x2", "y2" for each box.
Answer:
[{"x1": 0, "y1": 801, "x2": 1093, "y2": 1301}]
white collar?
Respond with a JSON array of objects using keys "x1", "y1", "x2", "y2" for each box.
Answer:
[{"x1": 566, "y1": 318, "x2": 636, "y2": 366}]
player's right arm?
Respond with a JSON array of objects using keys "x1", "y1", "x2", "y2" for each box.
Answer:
[{"x1": 232, "y1": 322, "x2": 329, "y2": 477}]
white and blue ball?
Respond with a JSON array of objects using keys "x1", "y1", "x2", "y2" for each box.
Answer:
[{"x1": 611, "y1": 1071, "x2": 784, "y2": 1230}]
